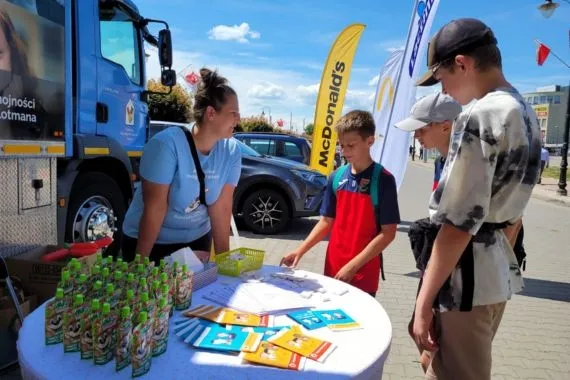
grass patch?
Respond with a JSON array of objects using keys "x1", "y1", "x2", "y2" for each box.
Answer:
[{"x1": 543, "y1": 166, "x2": 570, "y2": 180}]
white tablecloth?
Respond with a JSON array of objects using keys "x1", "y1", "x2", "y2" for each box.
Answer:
[{"x1": 17, "y1": 266, "x2": 392, "y2": 379}]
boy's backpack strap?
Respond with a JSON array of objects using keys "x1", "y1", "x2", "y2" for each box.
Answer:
[
  {"x1": 370, "y1": 163, "x2": 383, "y2": 208},
  {"x1": 332, "y1": 164, "x2": 349, "y2": 196}
]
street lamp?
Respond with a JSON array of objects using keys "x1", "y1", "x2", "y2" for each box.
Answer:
[
  {"x1": 538, "y1": 1, "x2": 570, "y2": 195},
  {"x1": 261, "y1": 107, "x2": 272, "y2": 125}
]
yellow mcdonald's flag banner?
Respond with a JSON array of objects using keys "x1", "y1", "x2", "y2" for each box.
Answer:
[{"x1": 309, "y1": 23, "x2": 366, "y2": 176}]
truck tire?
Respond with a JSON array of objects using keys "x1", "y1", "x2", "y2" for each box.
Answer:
[
  {"x1": 241, "y1": 189, "x2": 290, "y2": 235},
  {"x1": 65, "y1": 172, "x2": 126, "y2": 257}
]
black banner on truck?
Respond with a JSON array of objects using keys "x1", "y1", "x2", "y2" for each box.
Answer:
[{"x1": 0, "y1": 0, "x2": 64, "y2": 141}]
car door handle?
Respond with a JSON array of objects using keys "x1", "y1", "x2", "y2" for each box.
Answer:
[{"x1": 96, "y1": 102, "x2": 108, "y2": 123}]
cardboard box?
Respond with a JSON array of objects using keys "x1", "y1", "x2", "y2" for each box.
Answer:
[{"x1": 5, "y1": 245, "x2": 97, "y2": 305}]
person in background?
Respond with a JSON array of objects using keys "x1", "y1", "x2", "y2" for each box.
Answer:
[
  {"x1": 281, "y1": 110, "x2": 400, "y2": 298},
  {"x1": 121, "y1": 68, "x2": 242, "y2": 264},
  {"x1": 538, "y1": 145, "x2": 549, "y2": 184},
  {"x1": 412, "y1": 18, "x2": 540, "y2": 379},
  {"x1": 433, "y1": 155, "x2": 446, "y2": 191}
]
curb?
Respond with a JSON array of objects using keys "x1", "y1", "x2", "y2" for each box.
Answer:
[
  {"x1": 410, "y1": 161, "x2": 570, "y2": 208},
  {"x1": 531, "y1": 190, "x2": 570, "y2": 208}
]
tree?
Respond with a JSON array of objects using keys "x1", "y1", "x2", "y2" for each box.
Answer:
[
  {"x1": 304, "y1": 123, "x2": 314, "y2": 136},
  {"x1": 147, "y1": 79, "x2": 193, "y2": 123},
  {"x1": 239, "y1": 116, "x2": 275, "y2": 132}
]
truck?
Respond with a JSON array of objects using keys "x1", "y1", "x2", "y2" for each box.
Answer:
[{"x1": 0, "y1": 0, "x2": 175, "y2": 258}]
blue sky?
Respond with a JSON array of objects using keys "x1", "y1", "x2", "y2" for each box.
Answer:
[{"x1": 139, "y1": 0, "x2": 570, "y2": 132}]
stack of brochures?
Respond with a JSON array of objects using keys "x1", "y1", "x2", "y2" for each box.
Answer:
[{"x1": 287, "y1": 308, "x2": 362, "y2": 331}]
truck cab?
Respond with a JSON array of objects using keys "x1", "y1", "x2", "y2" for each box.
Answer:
[{"x1": 0, "y1": 0, "x2": 174, "y2": 257}]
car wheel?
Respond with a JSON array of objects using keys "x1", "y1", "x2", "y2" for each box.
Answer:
[{"x1": 242, "y1": 189, "x2": 290, "y2": 234}]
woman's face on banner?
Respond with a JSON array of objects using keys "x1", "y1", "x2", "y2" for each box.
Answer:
[{"x1": 0, "y1": 26, "x2": 12, "y2": 72}]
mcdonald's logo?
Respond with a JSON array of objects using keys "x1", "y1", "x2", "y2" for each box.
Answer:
[{"x1": 376, "y1": 77, "x2": 395, "y2": 113}]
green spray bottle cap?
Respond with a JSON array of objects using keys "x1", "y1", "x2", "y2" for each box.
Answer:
[
  {"x1": 135, "y1": 254, "x2": 142, "y2": 264},
  {"x1": 102, "y1": 302, "x2": 110, "y2": 314},
  {"x1": 55, "y1": 288, "x2": 64, "y2": 299},
  {"x1": 102, "y1": 267, "x2": 110, "y2": 278},
  {"x1": 141, "y1": 292, "x2": 149, "y2": 303},
  {"x1": 96, "y1": 253, "x2": 103, "y2": 263},
  {"x1": 127, "y1": 273, "x2": 135, "y2": 284},
  {"x1": 159, "y1": 297, "x2": 167, "y2": 308},
  {"x1": 160, "y1": 273, "x2": 168, "y2": 283},
  {"x1": 94, "y1": 280, "x2": 103, "y2": 290},
  {"x1": 152, "y1": 280, "x2": 160, "y2": 291},
  {"x1": 139, "y1": 278, "x2": 147, "y2": 288},
  {"x1": 159, "y1": 259, "x2": 166, "y2": 269},
  {"x1": 161, "y1": 284, "x2": 169, "y2": 295},
  {"x1": 116, "y1": 258, "x2": 123, "y2": 265},
  {"x1": 114, "y1": 271, "x2": 122, "y2": 281},
  {"x1": 91, "y1": 299, "x2": 100, "y2": 311},
  {"x1": 72, "y1": 260, "x2": 81, "y2": 271},
  {"x1": 136, "y1": 264, "x2": 144, "y2": 274},
  {"x1": 121, "y1": 306, "x2": 131, "y2": 319},
  {"x1": 138, "y1": 311, "x2": 148, "y2": 324},
  {"x1": 78, "y1": 274, "x2": 87, "y2": 284},
  {"x1": 182, "y1": 264, "x2": 188, "y2": 273},
  {"x1": 143, "y1": 257, "x2": 150, "y2": 266},
  {"x1": 126, "y1": 289, "x2": 135, "y2": 301},
  {"x1": 73, "y1": 294, "x2": 84, "y2": 306},
  {"x1": 106, "y1": 283, "x2": 114, "y2": 295},
  {"x1": 61, "y1": 270, "x2": 70, "y2": 282},
  {"x1": 91, "y1": 265, "x2": 101, "y2": 275},
  {"x1": 152, "y1": 267, "x2": 159, "y2": 277}
]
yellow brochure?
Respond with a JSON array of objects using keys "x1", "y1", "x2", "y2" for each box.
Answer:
[
  {"x1": 241, "y1": 341, "x2": 305, "y2": 371},
  {"x1": 183, "y1": 305, "x2": 273, "y2": 327},
  {"x1": 267, "y1": 325, "x2": 336, "y2": 363},
  {"x1": 217, "y1": 309, "x2": 273, "y2": 327}
]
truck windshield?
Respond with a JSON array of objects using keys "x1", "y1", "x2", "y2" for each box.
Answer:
[{"x1": 99, "y1": 5, "x2": 142, "y2": 85}]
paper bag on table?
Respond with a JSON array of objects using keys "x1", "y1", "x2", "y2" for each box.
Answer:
[{"x1": 165, "y1": 247, "x2": 204, "y2": 274}]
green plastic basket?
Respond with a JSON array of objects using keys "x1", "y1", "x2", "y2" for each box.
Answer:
[{"x1": 215, "y1": 247, "x2": 265, "y2": 277}]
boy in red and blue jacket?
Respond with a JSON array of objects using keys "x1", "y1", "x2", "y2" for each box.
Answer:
[{"x1": 281, "y1": 110, "x2": 400, "y2": 297}]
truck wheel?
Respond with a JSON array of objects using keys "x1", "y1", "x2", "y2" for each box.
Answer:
[
  {"x1": 65, "y1": 172, "x2": 126, "y2": 257},
  {"x1": 242, "y1": 189, "x2": 290, "y2": 235}
]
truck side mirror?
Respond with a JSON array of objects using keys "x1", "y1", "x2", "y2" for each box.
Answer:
[
  {"x1": 161, "y1": 69, "x2": 176, "y2": 87},
  {"x1": 158, "y1": 29, "x2": 172, "y2": 68}
]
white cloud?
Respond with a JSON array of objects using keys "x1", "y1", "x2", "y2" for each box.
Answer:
[
  {"x1": 345, "y1": 89, "x2": 375, "y2": 110},
  {"x1": 296, "y1": 83, "x2": 320, "y2": 98},
  {"x1": 377, "y1": 39, "x2": 406, "y2": 53},
  {"x1": 208, "y1": 23, "x2": 260, "y2": 43},
  {"x1": 368, "y1": 75, "x2": 380, "y2": 87},
  {"x1": 248, "y1": 82, "x2": 286, "y2": 100}
]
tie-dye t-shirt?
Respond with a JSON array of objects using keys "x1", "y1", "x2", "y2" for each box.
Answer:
[{"x1": 429, "y1": 87, "x2": 541, "y2": 311}]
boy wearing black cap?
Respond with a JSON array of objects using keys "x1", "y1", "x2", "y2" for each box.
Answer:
[{"x1": 410, "y1": 18, "x2": 541, "y2": 380}]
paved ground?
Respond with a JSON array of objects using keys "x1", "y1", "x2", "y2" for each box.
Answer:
[{"x1": 236, "y1": 161, "x2": 570, "y2": 380}]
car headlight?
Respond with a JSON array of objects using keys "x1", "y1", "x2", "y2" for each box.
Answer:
[{"x1": 291, "y1": 170, "x2": 327, "y2": 186}]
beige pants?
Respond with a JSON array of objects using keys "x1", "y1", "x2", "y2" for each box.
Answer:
[{"x1": 425, "y1": 302, "x2": 506, "y2": 380}]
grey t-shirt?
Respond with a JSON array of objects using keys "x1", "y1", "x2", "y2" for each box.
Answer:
[{"x1": 429, "y1": 87, "x2": 541, "y2": 311}]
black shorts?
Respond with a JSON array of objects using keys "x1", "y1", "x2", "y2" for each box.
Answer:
[{"x1": 121, "y1": 231, "x2": 212, "y2": 264}]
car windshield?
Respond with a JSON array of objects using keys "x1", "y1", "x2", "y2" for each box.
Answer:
[{"x1": 236, "y1": 139, "x2": 262, "y2": 157}]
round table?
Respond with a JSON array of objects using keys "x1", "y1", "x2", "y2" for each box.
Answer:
[{"x1": 17, "y1": 266, "x2": 392, "y2": 379}]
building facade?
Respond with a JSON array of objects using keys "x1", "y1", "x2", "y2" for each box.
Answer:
[{"x1": 522, "y1": 85, "x2": 569, "y2": 146}]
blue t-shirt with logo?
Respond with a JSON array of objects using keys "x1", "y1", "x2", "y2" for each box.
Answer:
[{"x1": 122, "y1": 126, "x2": 242, "y2": 244}]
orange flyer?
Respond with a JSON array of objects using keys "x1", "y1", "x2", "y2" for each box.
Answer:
[
  {"x1": 241, "y1": 342, "x2": 305, "y2": 371},
  {"x1": 267, "y1": 325, "x2": 336, "y2": 363}
]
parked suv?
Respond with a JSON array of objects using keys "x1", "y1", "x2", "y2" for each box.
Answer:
[
  {"x1": 233, "y1": 132, "x2": 312, "y2": 165},
  {"x1": 147, "y1": 121, "x2": 327, "y2": 234}
]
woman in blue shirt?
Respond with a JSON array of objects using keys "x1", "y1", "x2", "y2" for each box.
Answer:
[{"x1": 121, "y1": 68, "x2": 242, "y2": 263}]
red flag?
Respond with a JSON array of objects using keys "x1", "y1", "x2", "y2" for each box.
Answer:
[
  {"x1": 536, "y1": 43, "x2": 551, "y2": 66},
  {"x1": 184, "y1": 72, "x2": 199, "y2": 86},
  {"x1": 276, "y1": 119, "x2": 284, "y2": 127}
]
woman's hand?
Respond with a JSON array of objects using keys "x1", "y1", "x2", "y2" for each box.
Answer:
[
  {"x1": 208, "y1": 184, "x2": 236, "y2": 254},
  {"x1": 136, "y1": 180, "x2": 170, "y2": 256}
]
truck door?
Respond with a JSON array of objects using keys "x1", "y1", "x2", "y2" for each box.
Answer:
[{"x1": 96, "y1": 2, "x2": 147, "y2": 155}]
